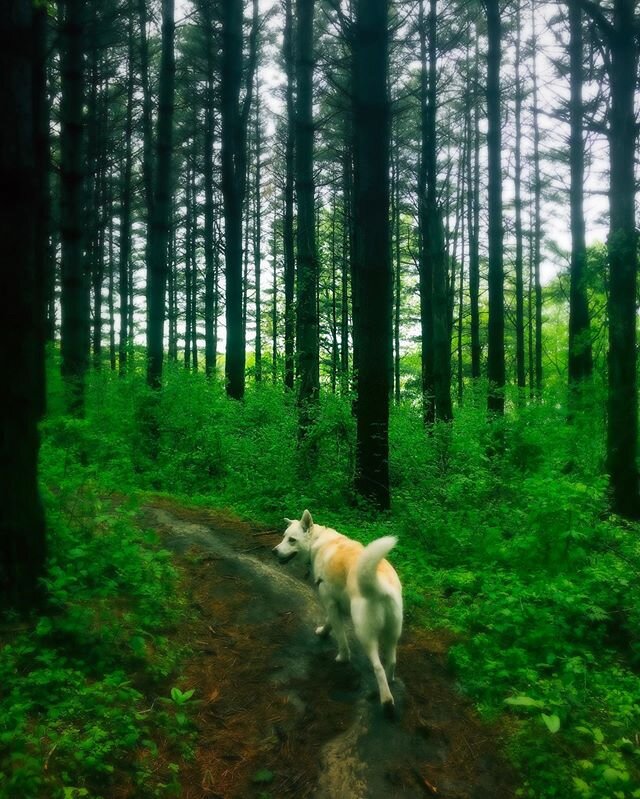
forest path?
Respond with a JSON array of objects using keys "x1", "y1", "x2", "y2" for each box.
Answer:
[{"x1": 143, "y1": 499, "x2": 516, "y2": 799}]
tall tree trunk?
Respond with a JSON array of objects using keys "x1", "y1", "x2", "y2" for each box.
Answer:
[
  {"x1": 107, "y1": 179, "x2": 116, "y2": 370},
  {"x1": 531, "y1": 1, "x2": 543, "y2": 395},
  {"x1": 119, "y1": 9, "x2": 134, "y2": 374},
  {"x1": 343, "y1": 140, "x2": 355, "y2": 396},
  {"x1": 185, "y1": 164, "x2": 193, "y2": 369},
  {"x1": 468, "y1": 33, "x2": 481, "y2": 380},
  {"x1": 221, "y1": 0, "x2": 259, "y2": 399},
  {"x1": 352, "y1": 0, "x2": 391, "y2": 509},
  {"x1": 485, "y1": 0, "x2": 505, "y2": 415},
  {"x1": 190, "y1": 157, "x2": 198, "y2": 371},
  {"x1": 254, "y1": 75, "x2": 263, "y2": 382},
  {"x1": 605, "y1": 0, "x2": 639, "y2": 516},
  {"x1": 59, "y1": 0, "x2": 88, "y2": 415},
  {"x1": 567, "y1": 0, "x2": 593, "y2": 397},
  {"x1": 282, "y1": 0, "x2": 296, "y2": 391},
  {"x1": 296, "y1": 0, "x2": 319, "y2": 425},
  {"x1": 138, "y1": 0, "x2": 153, "y2": 224},
  {"x1": 392, "y1": 130, "x2": 402, "y2": 404},
  {"x1": 417, "y1": 0, "x2": 434, "y2": 424},
  {"x1": 457, "y1": 122, "x2": 466, "y2": 404},
  {"x1": 514, "y1": 2, "x2": 526, "y2": 394},
  {"x1": 0, "y1": 0, "x2": 47, "y2": 611},
  {"x1": 419, "y1": 0, "x2": 451, "y2": 424},
  {"x1": 272, "y1": 212, "x2": 279, "y2": 383},
  {"x1": 33, "y1": 0, "x2": 51, "y2": 401},
  {"x1": 202, "y1": 1, "x2": 216, "y2": 377},
  {"x1": 167, "y1": 202, "x2": 178, "y2": 361},
  {"x1": 146, "y1": 0, "x2": 175, "y2": 389}
]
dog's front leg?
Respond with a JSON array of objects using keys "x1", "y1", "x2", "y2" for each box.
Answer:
[{"x1": 315, "y1": 620, "x2": 332, "y2": 638}]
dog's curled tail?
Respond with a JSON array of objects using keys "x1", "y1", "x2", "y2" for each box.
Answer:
[{"x1": 356, "y1": 536, "x2": 398, "y2": 597}]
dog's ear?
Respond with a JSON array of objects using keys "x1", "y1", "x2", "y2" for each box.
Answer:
[
  {"x1": 284, "y1": 517, "x2": 294, "y2": 527},
  {"x1": 301, "y1": 509, "x2": 313, "y2": 532}
]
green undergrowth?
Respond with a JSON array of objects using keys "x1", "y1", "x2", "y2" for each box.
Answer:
[
  {"x1": 29, "y1": 360, "x2": 640, "y2": 798},
  {"x1": 0, "y1": 449, "x2": 195, "y2": 798}
]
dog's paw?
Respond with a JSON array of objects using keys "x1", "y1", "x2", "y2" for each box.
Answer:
[{"x1": 335, "y1": 652, "x2": 351, "y2": 663}]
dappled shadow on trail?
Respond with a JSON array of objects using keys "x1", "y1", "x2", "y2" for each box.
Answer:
[{"x1": 143, "y1": 499, "x2": 516, "y2": 799}]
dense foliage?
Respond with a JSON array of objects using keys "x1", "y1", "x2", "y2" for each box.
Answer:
[
  {"x1": 0, "y1": 430, "x2": 195, "y2": 798},
  {"x1": 8, "y1": 354, "x2": 634, "y2": 798}
]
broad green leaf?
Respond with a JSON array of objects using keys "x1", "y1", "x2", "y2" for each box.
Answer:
[
  {"x1": 504, "y1": 695, "x2": 543, "y2": 709},
  {"x1": 541, "y1": 713, "x2": 560, "y2": 733}
]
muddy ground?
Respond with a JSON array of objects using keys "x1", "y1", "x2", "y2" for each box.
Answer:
[{"x1": 143, "y1": 499, "x2": 516, "y2": 799}]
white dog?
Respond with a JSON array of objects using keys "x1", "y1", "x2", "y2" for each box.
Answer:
[{"x1": 273, "y1": 509, "x2": 403, "y2": 714}]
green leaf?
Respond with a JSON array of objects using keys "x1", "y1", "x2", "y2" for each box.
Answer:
[
  {"x1": 252, "y1": 768, "x2": 274, "y2": 784},
  {"x1": 541, "y1": 713, "x2": 560, "y2": 733},
  {"x1": 571, "y1": 777, "x2": 591, "y2": 796},
  {"x1": 504, "y1": 695, "x2": 544, "y2": 709}
]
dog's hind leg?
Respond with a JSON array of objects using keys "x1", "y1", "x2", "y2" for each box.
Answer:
[
  {"x1": 382, "y1": 643, "x2": 397, "y2": 683},
  {"x1": 366, "y1": 642, "x2": 394, "y2": 712}
]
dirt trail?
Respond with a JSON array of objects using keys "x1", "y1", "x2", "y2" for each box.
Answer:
[{"x1": 144, "y1": 500, "x2": 516, "y2": 799}]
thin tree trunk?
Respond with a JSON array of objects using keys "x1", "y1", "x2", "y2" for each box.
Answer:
[
  {"x1": 190, "y1": 159, "x2": 198, "y2": 371},
  {"x1": 282, "y1": 0, "x2": 296, "y2": 392},
  {"x1": 221, "y1": 0, "x2": 258, "y2": 399},
  {"x1": 296, "y1": 0, "x2": 319, "y2": 426},
  {"x1": 393, "y1": 133, "x2": 401, "y2": 404},
  {"x1": 468, "y1": 33, "x2": 481, "y2": 380},
  {"x1": 146, "y1": 0, "x2": 175, "y2": 389},
  {"x1": 254, "y1": 72, "x2": 263, "y2": 382},
  {"x1": 119, "y1": 9, "x2": 134, "y2": 374},
  {"x1": 567, "y1": 0, "x2": 593, "y2": 397},
  {"x1": 417, "y1": 0, "x2": 434, "y2": 425},
  {"x1": 59, "y1": 0, "x2": 88, "y2": 415},
  {"x1": 167, "y1": 203, "x2": 178, "y2": 361},
  {"x1": 272, "y1": 212, "x2": 279, "y2": 383},
  {"x1": 420, "y1": 0, "x2": 451, "y2": 423},
  {"x1": 185, "y1": 164, "x2": 193, "y2": 369},
  {"x1": 486, "y1": 0, "x2": 505, "y2": 415},
  {"x1": 514, "y1": 1, "x2": 526, "y2": 394},
  {"x1": 531, "y1": 1, "x2": 543, "y2": 395},
  {"x1": 108, "y1": 173, "x2": 116, "y2": 370},
  {"x1": 202, "y1": 0, "x2": 216, "y2": 377}
]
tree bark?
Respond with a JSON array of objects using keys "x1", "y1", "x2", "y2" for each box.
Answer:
[
  {"x1": 605, "y1": 0, "x2": 639, "y2": 516},
  {"x1": 202, "y1": 0, "x2": 217, "y2": 377},
  {"x1": 0, "y1": 0, "x2": 47, "y2": 611},
  {"x1": 485, "y1": 0, "x2": 505, "y2": 415},
  {"x1": 119, "y1": 9, "x2": 134, "y2": 374},
  {"x1": 59, "y1": 0, "x2": 88, "y2": 415},
  {"x1": 221, "y1": 0, "x2": 259, "y2": 399},
  {"x1": 282, "y1": 0, "x2": 296, "y2": 391},
  {"x1": 531, "y1": 1, "x2": 543, "y2": 395},
  {"x1": 567, "y1": 0, "x2": 593, "y2": 400},
  {"x1": 146, "y1": 0, "x2": 175, "y2": 389},
  {"x1": 352, "y1": 0, "x2": 391, "y2": 509},
  {"x1": 514, "y1": 2, "x2": 526, "y2": 393},
  {"x1": 295, "y1": 0, "x2": 319, "y2": 425},
  {"x1": 254, "y1": 71, "x2": 263, "y2": 382}
]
